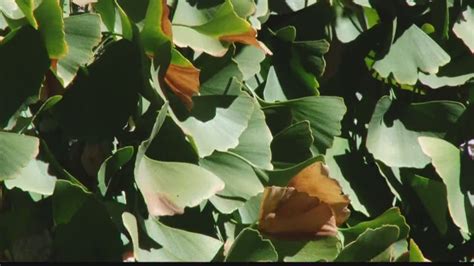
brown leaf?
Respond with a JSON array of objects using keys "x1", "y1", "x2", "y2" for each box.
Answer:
[
  {"x1": 164, "y1": 63, "x2": 200, "y2": 109},
  {"x1": 287, "y1": 162, "x2": 350, "y2": 225},
  {"x1": 258, "y1": 162, "x2": 350, "y2": 239}
]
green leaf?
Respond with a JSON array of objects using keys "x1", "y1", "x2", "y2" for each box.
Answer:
[
  {"x1": 52, "y1": 180, "x2": 90, "y2": 225},
  {"x1": 373, "y1": 24, "x2": 450, "y2": 85},
  {"x1": 225, "y1": 228, "x2": 278, "y2": 262},
  {"x1": 197, "y1": 50, "x2": 243, "y2": 95},
  {"x1": 271, "y1": 121, "x2": 314, "y2": 164},
  {"x1": 340, "y1": 207, "x2": 409, "y2": 245},
  {"x1": 135, "y1": 104, "x2": 224, "y2": 216},
  {"x1": 325, "y1": 137, "x2": 369, "y2": 216},
  {"x1": 228, "y1": 98, "x2": 273, "y2": 170},
  {"x1": 53, "y1": 180, "x2": 122, "y2": 261},
  {"x1": 122, "y1": 212, "x2": 223, "y2": 262},
  {"x1": 418, "y1": 137, "x2": 474, "y2": 234},
  {"x1": 171, "y1": 94, "x2": 254, "y2": 157},
  {"x1": 419, "y1": 72, "x2": 474, "y2": 89},
  {"x1": 238, "y1": 192, "x2": 263, "y2": 224},
  {"x1": 0, "y1": 132, "x2": 39, "y2": 180},
  {"x1": 97, "y1": 146, "x2": 134, "y2": 197},
  {"x1": 34, "y1": 0, "x2": 68, "y2": 59},
  {"x1": 453, "y1": 6, "x2": 474, "y2": 53},
  {"x1": 263, "y1": 66, "x2": 288, "y2": 102},
  {"x1": 265, "y1": 96, "x2": 346, "y2": 153},
  {"x1": 201, "y1": 152, "x2": 263, "y2": 214},
  {"x1": 145, "y1": 217, "x2": 223, "y2": 261},
  {"x1": 141, "y1": 0, "x2": 171, "y2": 56},
  {"x1": 172, "y1": 0, "x2": 258, "y2": 56},
  {"x1": 265, "y1": 156, "x2": 324, "y2": 186},
  {"x1": 404, "y1": 173, "x2": 448, "y2": 235},
  {"x1": 0, "y1": 0, "x2": 40, "y2": 20},
  {"x1": 366, "y1": 96, "x2": 465, "y2": 168},
  {"x1": 409, "y1": 239, "x2": 429, "y2": 262},
  {"x1": 271, "y1": 237, "x2": 342, "y2": 262},
  {"x1": 4, "y1": 160, "x2": 56, "y2": 196},
  {"x1": 336, "y1": 225, "x2": 400, "y2": 262},
  {"x1": 234, "y1": 45, "x2": 266, "y2": 80},
  {"x1": 0, "y1": 25, "x2": 50, "y2": 127},
  {"x1": 54, "y1": 39, "x2": 141, "y2": 138},
  {"x1": 269, "y1": 26, "x2": 329, "y2": 96},
  {"x1": 57, "y1": 13, "x2": 101, "y2": 86},
  {"x1": 15, "y1": 0, "x2": 38, "y2": 28}
]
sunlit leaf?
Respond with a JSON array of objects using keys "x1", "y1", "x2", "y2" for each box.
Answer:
[{"x1": 373, "y1": 25, "x2": 450, "y2": 85}]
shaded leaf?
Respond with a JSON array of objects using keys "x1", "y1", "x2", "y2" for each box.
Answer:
[
  {"x1": 201, "y1": 152, "x2": 263, "y2": 214},
  {"x1": 340, "y1": 207, "x2": 409, "y2": 244},
  {"x1": 225, "y1": 228, "x2": 278, "y2": 262},
  {"x1": 336, "y1": 225, "x2": 400, "y2": 262},
  {"x1": 57, "y1": 13, "x2": 101, "y2": 86},
  {"x1": 122, "y1": 212, "x2": 222, "y2": 262},
  {"x1": 271, "y1": 236, "x2": 341, "y2": 262},
  {"x1": 0, "y1": 25, "x2": 50, "y2": 127}
]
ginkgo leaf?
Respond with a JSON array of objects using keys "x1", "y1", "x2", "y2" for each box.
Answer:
[
  {"x1": 225, "y1": 228, "x2": 278, "y2": 262},
  {"x1": 4, "y1": 159, "x2": 56, "y2": 196},
  {"x1": 201, "y1": 151, "x2": 264, "y2": 214},
  {"x1": 0, "y1": 132, "x2": 39, "y2": 181},
  {"x1": 409, "y1": 239, "x2": 430, "y2": 262},
  {"x1": 259, "y1": 162, "x2": 350, "y2": 238},
  {"x1": 34, "y1": 0, "x2": 68, "y2": 60},
  {"x1": 170, "y1": 94, "x2": 255, "y2": 157},
  {"x1": 172, "y1": 0, "x2": 264, "y2": 57},
  {"x1": 164, "y1": 50, "x2": 200, "y2": 109},
  {"x1": 135, "y1": 104, "x2": 225, "y2": 216},
  {"x1": 56, "y1": 13, "x2": 101, "y2": 86},
  {"x1": 0, "y1": 25, "x2": 50, "y2": 128},
  {"x1": 269, "y1": 26, "x2": 329, "y2": 95},
  {"x1": 190, "y1": 0, "x2": 259, "y2": 47},
  {"x1": 228, "y1": 98, "x2": 273, "y2": 170},
  {"x1": 336, "y1": 226, "x2": 400, "y2": 262},
  {"x1": 418, "y1": 137, "x2": 474, "y2": 234},
  {"x1": 453, "y1": 7, "x2": 474, "y2": 53},
  {"x1": 142, "y1": 0, "x2": 200, "y2": 109},
  {"x1": 373, "y1": 24, "x2": 450, "y2": 85},
  {"x1": 287, "y1": 162, "x2": 351, "y2": 226},
  {"x1": 141, "y1": 0, "x2": 171, "y2": 57},
  {"x1": 366, "y1": 96, "x2": 465, "y2": 168},
  {"x1": 264, "y1": 96, "x2": 346, "y2": 153},
  {"x1": 419, "y1": 72, "x2": 474, "y2": 89},
  {"x1": 122, "y1": 212, "x2": 223, "y2": 262}
]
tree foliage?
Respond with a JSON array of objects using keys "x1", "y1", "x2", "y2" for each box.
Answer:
[{"x1": 0, "y1": 0, "x2": 473, "y2": 262}]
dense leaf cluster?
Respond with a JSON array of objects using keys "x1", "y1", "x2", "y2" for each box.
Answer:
[{"x1": 0, "y1": 0, "x2": 473, "y2": 262}]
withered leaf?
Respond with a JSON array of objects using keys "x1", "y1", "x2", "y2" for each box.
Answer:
[{"x1": 258, "y1": 162, "x2": 350, "y2": 239}]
